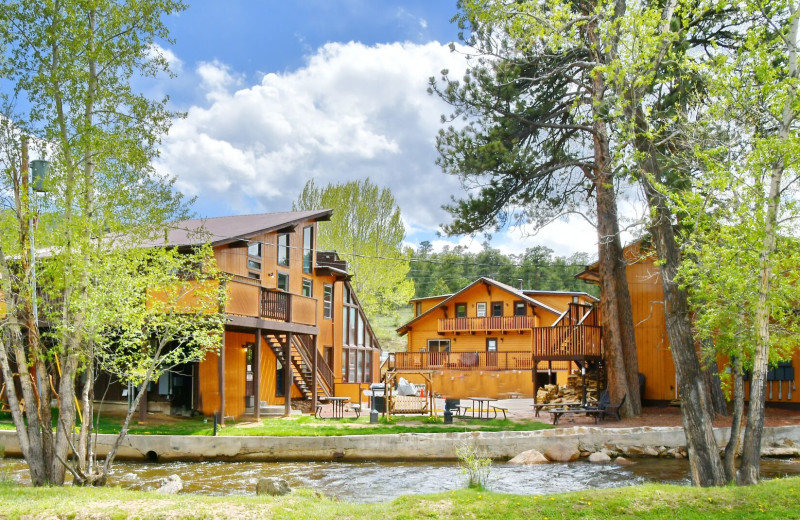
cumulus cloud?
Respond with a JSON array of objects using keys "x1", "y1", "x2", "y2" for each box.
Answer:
[{"x1": 158, "y1": 41, "x2": 469, "y2": 232}]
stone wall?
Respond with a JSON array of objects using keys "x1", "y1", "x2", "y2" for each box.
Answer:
[{"x1": 2, "y1": 426, "x2": 799, "y2": 462}]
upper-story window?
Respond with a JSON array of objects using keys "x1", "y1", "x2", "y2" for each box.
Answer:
[
  {"x1": 302, "y1": 277, "x2": 312, "y2": 297},
  {"x1": 514, "y1": 301, "x2": 526, "y2": 316},
  {"x1": 323, "y1": 284, "x2": 333, "y2": 320},
  {"x1": 277, "y1": 232, "x2": 290, "y2": 267},
  {"x1": 247, "y1": 241, "x2": 262, "y2": 278},
  {"x1": 476, "y1": 302, "x2": 487, "y2": 317},
  {"x1": 415, "y1": 301, "x2": 422, "y2": 316},
  {"x1": 303, "y1": 226, "x2": 313, "y2": 274},
  {"x1": 455, "y1": 303, "x2": 467, "y2": 318},
  {"x1": 491, "y1": 302, "x2": 503, "y2": 317},
  {"x1": 277, "y1": 272, "x2": 289, "y2": 292}
]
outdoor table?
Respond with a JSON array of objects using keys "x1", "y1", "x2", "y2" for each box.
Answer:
[
  {"x1": 467, "y1": 397, "x2": 497, "y2": 419},
  {"x1": 531, "y1": 401, "x2": 581, "y2": 417},
  {"x1": 323, "y1": 396, "x2": 350, "y2": 419}
]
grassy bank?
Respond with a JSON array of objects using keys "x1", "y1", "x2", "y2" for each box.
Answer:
[
  {"x1": 0, "y1": 412, "x2": 552, "y2": 436},
  {"x1": 1, "y1": 477, "x2": 799, "y2": 519}
]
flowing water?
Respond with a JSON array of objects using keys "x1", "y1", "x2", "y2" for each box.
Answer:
[{"x1": 3, "y1": 457, "x2": 800, "y2": 503}]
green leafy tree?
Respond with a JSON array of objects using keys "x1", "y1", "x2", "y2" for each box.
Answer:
[
  {"x1": 293, "y1": 179, "x2": 414, "y2": 319},
  {"x1": 0, "y1": 0, "x2": 190, "y2": 486}
]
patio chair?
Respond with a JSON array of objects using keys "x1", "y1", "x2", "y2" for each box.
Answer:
[{"x1": 589, "y1": 390, "x2": 625, "y2": 421}]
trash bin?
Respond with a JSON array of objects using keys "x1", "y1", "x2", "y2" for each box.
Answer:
[{"x1": 370, "y1": 383, "x2": 386, "y2": 413}]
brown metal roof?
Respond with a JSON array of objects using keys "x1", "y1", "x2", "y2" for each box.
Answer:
[{"x1": 141, "y1": 209, "x2": 333, "y2": 248}]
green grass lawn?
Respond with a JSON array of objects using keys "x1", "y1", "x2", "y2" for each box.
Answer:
[
  {"x1": 0, "y1": 411, "x2": 552, "y2": 436},
  {"x1": 2, "y1": 476, "x2": 799, "y2": 519}
]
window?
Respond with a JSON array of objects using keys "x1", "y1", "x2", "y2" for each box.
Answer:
[
  {"x1": 427, "y1": 339, "x2": 450, "y2": 352},
  {"x1": 455, "y1": 303, "x2": 467, "y2": 318},
  {"x1": 277, "y1": 272, "x2": 289, "y2": 292},
  {"x1": 302, "y1": 278, "x2": 312, "y2": 297},
  {"x1": 491, "y1": 302, "x2": 503, "y2": 317},
  {"x1": 247, "y1": 258, "x2": 261, "y2": 271},
  {"x1": 486, "y1": 338, "x2": 498, "y2": 352},
  {"x1": 247, "y1": 241, "x2": 262, "y2": 279},
  {"x1": 415, "y1": 301, "x2": 422, "y2": 316},
  {"x1": 277, "y1": 232, "x2": 290, "y2": 267},
  {"x1": 248, "y1": 242, "x2": 262, "y2": 258},
  {"x1": 476, "y1": 302, "x2": 487, "y2": 317},
  {"x1": 323, "y1": 284, "x2": 333, "y2": 319},
  {"x1": 514, "y1": 301, "x2": 526, "y2": 316},
  {"x1": 303, "y1": 226, "x2": 313, "y2": 274}
]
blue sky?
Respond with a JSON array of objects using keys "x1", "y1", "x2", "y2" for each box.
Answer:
[{"x1": 151, "y1": 1, "x2": 601, "y2": 257}]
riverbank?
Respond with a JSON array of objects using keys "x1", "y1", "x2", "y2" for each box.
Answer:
[{"x1": 2, "y1": 476, "x2": 799, "y2": 519}]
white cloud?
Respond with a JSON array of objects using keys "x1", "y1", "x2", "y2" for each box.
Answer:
[
  {"x1": 158, "y1": 41, "x2": 469, "y2": 229},
  {"x1": 147, "y1": 43, "x2": 183, "y2": 74}
]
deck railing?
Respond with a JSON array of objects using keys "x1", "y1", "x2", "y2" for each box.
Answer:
[
  {"x1": 531, "y1": 325, "x2": 602, "y2": 359},
  {"x1": 388, "y1": 351, "x2": 532, "y2": 371},
  {"x1": 438, "y1": 315, "x2": 535, "y2": 332},
  {"x1": 223, "y1": 275, "x2": 316, "y2": 326}
]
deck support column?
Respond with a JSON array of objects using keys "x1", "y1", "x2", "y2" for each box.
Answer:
[
  {"x1": 311, "y1": 335, "x2": 318, "y2": 412},
  {"x1": 284, "y1": 333, "x2": 293, "y2": 417},
  {"x1": 532, "y1": 357, "x2": 537, "y2": 409},
  {"x1": 219, "y1": 330, "x2": 226, "y2": 426},
  {"x1": 254, "y1": 329, "x2": 261, "y2": 421}
]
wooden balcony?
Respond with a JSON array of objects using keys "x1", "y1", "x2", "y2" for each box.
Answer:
[
  {"x1": 438, "y1": 315, "x2": 535, "y2": 333},
  {"x1": 225, "y1": 275, "x2": 317, "y2": 327},
  {"x1": 531, "y1": 325, "x2": 602, "y2": 361},
  {"x1": 388, "y1": 351, "x2": 532, "y2": 371}
]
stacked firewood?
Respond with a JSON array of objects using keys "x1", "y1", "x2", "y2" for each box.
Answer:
[{"x1": 536, "y1": 370, "x2": 601, "y2": 405}]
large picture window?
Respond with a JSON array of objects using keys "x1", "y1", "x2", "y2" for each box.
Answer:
[{"x1": 277, "y1": 232, "x2": 290, "y2": 267}]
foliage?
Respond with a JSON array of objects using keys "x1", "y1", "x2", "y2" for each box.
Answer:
[
  {"x1": 293, "y1": 178, "x2": 414, "y2": 318},
  {"x1": 410, "y1": 241, "x2": 598, "y2": 299},
  {"x1": 456, "y1": 442, "x2": 492, "y2": 490},
  {"x1": 0, "y1": 0, "x2": 190, "y2": 486}
]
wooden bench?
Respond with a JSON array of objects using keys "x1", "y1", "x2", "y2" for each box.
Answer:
[
  {"x1": 531, "y1": 402, "x2": 581, "y2": 417},
  {"x1": 492, "y1": 406, "x2": 508, "y2": 420}
]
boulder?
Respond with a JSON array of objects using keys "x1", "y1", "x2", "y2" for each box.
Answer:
[
  {"x1": 614, "y1": 456, "x2": 635, "y2": 466},
  {"x1": 643, "y1": 446, "x2": 660, "y2": 457},
  {"x1": 157, "y1": 474, "x2": 183, "y2": 494},
  {"x1": 256, "y1": 477, "x2": 291, "y2": 496},
  {"x1": 588, "y1": 452, "x2": 611, "y2": 463},
  {"x1": 508, "y1": 449, "x2": 549, "y2": 465},
  {"x1": 623, "y1": 445, "x2": 645, "y2": 457},
  {"x1": 544, "y1": 443, "x2": 580, "y2": 462}
]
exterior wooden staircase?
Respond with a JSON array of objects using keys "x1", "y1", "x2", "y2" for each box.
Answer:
[{"x1": 263, "y1": 333, "x2": 333, "y2": 400}]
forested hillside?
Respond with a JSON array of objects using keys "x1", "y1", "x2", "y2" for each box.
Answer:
[{"x1": 407, "y1": 241, "x2": 599, "y2": 299}]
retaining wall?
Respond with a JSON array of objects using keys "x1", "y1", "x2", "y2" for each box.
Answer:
[{"x1": 2, "y1": 426, "x2": 799, "y2": 462}]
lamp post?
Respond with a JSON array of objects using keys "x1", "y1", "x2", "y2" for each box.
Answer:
[{"x1": 21, "y1": 137, "x2": 49, "y2": 328}]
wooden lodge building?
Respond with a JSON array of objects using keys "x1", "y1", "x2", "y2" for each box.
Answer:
[{"x1": 393, "y1": 277, "x2": 600, "y2": 400}]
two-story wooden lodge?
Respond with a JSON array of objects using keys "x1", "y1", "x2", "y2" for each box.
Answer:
[
  {"x1": 93, "y1": 210, "x2": 381, "y2": 420},
  {"x1": 393, "y1": 277, "x2": 600, "y2": 399}
]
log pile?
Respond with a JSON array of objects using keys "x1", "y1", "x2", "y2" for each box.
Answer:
[{"x1": 536, "y1": 370, "x2": 601, "y2": 405}]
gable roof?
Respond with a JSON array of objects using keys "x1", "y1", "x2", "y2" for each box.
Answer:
[
  {"x1": 141, "y1": 210, "x2": 333, "y2": 248},
  {"x1": 396, "y1": 277, "x2": 563, "y2": 335}
]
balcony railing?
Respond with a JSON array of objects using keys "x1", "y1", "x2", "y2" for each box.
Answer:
[
  {"x1": 224, "y1": 275, "x2": 316, "y2": 326},
  {"x1": 531, "y1": 325, "x2": 602, "y2": 359},
  {"x1": 438, "y1": 315, "x2": 535, "y2": 333},
  {"x1": 388, "y1": 351, "x2": 532, "y2": 371}
]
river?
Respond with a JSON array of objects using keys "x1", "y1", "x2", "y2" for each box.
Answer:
[{"x1": 3, "y1": 457, "x2": 800, "y2": 503}]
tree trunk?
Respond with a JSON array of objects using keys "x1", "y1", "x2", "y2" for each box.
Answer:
[
  {"x1": 702, "y1": 354, "x2": 728, "y2": 417},
  {"x1": 587, "y1": 18, "x2": 638, "y2": 417},
  {"x1": 739, "y1": 2, "x2": 798, "y2": 487},
  {"x1": 630, "y1": 101, "x2": 725, "y2": 486},
  {"x1": 724, "y1": 356, "x2": 744, "y2": 483}
]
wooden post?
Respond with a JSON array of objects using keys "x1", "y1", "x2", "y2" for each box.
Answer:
[
  {"x1": 254, "y1": 329, "x2": 261, "y2": 421},
  {"x1": 532, "y1": 357, "x2": 538, "y2": 409},
  {"x1": 284, "y1": 332, "x2": 293, "y2": 417},
  {"x1": 219, "y1": 330, "x2": 226, "y2": 426},
  {"x1": 311, "y1": 334, "x2": 318, "y2": 412}
]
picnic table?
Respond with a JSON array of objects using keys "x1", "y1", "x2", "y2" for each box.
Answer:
[
  {"x1": 547, "y1": 405, "x2": 604, "y2": 425},
  {"x1": 317, "y1": 396, "x2": 350, "y2": 419},
  {"x1": 531, "y1": 401, "x2": 582, "y2": 417}
]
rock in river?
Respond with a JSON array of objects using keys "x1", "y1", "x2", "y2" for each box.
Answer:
[{"x1": 257, "y1": 477, "x2": 291, "y2": 496}]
